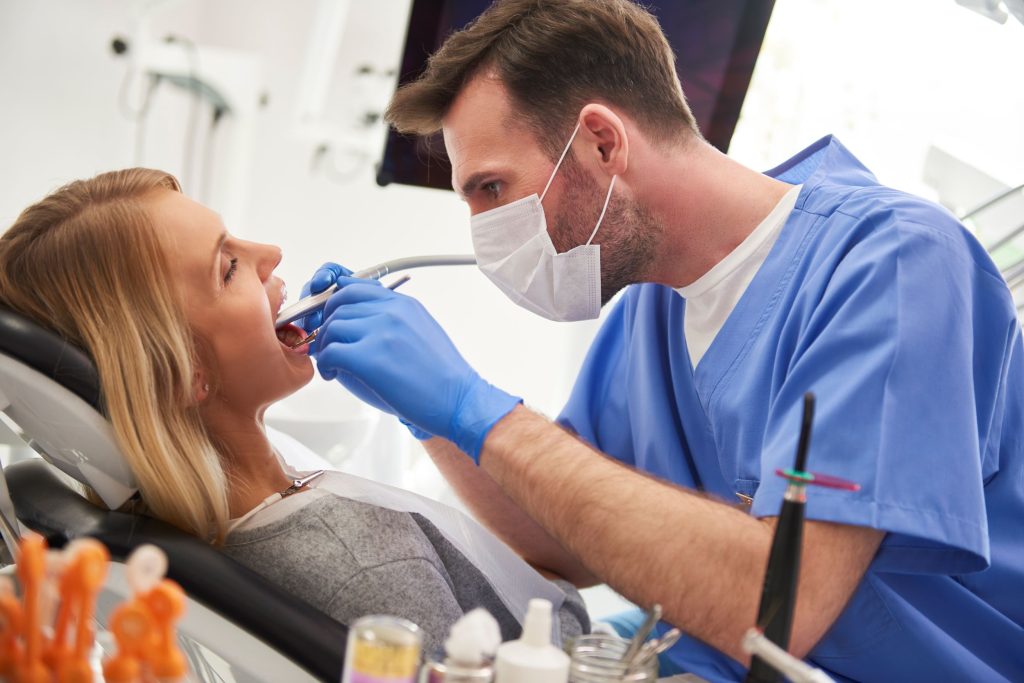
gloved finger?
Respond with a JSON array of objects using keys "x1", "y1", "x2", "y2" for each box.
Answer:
[
  {"x1": 342, "y1": 372, "x2": 395, "y2": 414},
  {"x1": 319, "y1": 322, "x2": 401, "y2": 384},
  {"x1": 306, "y1": 262, "x2": 353, "y2": 296},
  {"x1": 320, "y1": 302, "x2": 388, "y2": 327},
  {"x1": 297, "y1": 264, "x2": 352, "y2": 333},
  {"x1": 302, "y1": 263, "x2": 341, "y2": 298},
  {"x1": 299, "y1": 309, "x2": 324, "y2": 338},
  {"x1": 317, "y1": 315, "x2": 380, "y2": 347},
  {"x1": 322, "y1": 280, "x2": 392, "y2": 320},
  {"x1": 300, "y1": 272, "x2": 376, "y2": 333},
  {"x1": 315, "y1": 336, "x2": 378, "y2": 383}
]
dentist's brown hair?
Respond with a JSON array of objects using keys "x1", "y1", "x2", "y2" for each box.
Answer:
[{"x1": 385, "y1": 0, "x2": 701, "y2": 158}]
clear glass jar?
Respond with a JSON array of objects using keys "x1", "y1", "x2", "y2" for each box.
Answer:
[
  {"x1": 568, "y1": 634, "x2": 659, "y2": 682},
  {"x1": 419, "y1": 659, "x2": 494, "y2": 683},
  {"x1": 343, "y1": 615, "x2": 423, "y2": 683}
]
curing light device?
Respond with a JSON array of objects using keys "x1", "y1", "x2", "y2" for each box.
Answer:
[{"x1": 745, "y1": 393, "x2": 859, "y2": 683}]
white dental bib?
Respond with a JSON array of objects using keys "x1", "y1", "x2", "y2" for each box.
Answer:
[{"x1": 235, "y1": 429, "x2": 566, "y2": 629}]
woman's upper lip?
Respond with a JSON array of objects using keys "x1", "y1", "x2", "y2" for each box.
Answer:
[{"x1": 272, "y1": 281, "x2": 287, "y2": 323}]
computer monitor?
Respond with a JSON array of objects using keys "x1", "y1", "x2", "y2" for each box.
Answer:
[{"x1": 376, "y1": 0, "x2": 775, "y2": 190}]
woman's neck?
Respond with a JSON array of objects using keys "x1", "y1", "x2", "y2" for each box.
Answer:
[{"x1": 203, "y1": 406, "x2": 293, "y2": 519}]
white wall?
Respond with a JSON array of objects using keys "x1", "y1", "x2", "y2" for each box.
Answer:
[
  {"x1": 729, "y1": 0, "x2": 1024, "y2": 204},
  {"x1": 0, "y1": 0, "x2": 603, "y2": 443}
]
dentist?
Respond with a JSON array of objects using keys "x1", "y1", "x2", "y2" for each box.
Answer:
[{"x1": 306, "y1": 1, "x2": 1024, "y2": 680}]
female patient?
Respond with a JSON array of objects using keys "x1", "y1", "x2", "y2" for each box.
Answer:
[{"x1": 0, "y1": 169, "x2": 588, "y2": 652}]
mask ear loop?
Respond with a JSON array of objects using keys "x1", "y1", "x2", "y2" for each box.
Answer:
[
  {"x1": 540, "y1": 122, "x2": 582, "y2": 202},
  {"x1": 585, "y1": 175, "x2": 618, "y2": 246}
]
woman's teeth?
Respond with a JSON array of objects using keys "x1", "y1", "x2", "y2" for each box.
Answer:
[{"x1": 276, "y1": 324, "x2": 305, "y2": 347}]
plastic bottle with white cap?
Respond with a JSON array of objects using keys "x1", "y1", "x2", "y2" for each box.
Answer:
[{"x1": 493, "y1": 599, "x2": 569, "y2": 683}]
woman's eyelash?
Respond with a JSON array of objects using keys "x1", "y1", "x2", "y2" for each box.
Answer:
[{"x1": 224, "y1": 257, "x2": 238, "y2": 283}]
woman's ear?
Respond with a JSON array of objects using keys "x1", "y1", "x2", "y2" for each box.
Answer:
[{"x1": 193, "y1": 371, "x2": 210, "y2": 404}]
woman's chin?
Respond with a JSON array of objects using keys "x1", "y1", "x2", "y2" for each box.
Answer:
[
  {"x1": 287, "y1": 354, "x2": 316, "y2": 389},
  {"x1": 265, "y1": 350, "x2": 316, "y2": 402},
  {"x1": 257, "y1": 363, "x2": 315, "y2": 410}
]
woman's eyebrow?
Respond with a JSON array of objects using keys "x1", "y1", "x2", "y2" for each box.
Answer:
[{"x1": 210, "y1": 231, "x2": 228, "y2": 277}]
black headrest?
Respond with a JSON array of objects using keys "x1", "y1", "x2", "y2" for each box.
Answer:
[
  {"x1": 0, "y1": 305, "x2": 101, "y2": 409},
  {"x1": 7, "y1": 459, "x2": 347, "y2": 682}
]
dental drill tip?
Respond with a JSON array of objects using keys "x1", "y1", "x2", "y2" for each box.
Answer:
[
  {"x1": 291, "y1": 328, "x2": 319, "y2": 349},
  {"x1": 386, "y1": 274, "x2": 412, "y2": 290}
]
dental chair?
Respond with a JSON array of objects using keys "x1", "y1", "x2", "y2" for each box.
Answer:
[{"x1": 0, "y1": 306, "x2": 348, "y2": 682}]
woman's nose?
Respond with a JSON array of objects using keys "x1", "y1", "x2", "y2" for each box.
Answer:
[{"x1": 257, "y1": 244, "x2": 283, "y2": 281}]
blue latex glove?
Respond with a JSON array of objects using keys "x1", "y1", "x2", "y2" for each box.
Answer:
[
  {"x1": 297, "y1": 262, "x2": 352, "y2": 356},
  {"x1": 300, "y1": 263, "x2": 417, "y2": 430},
  {"x1": 315, "y1": 274, "x2": 522, "y2": 463}
]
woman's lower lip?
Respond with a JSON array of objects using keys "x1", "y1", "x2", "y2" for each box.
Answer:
[{"x1": 281, "y1": 338, "x2": 311, "y2": 355}]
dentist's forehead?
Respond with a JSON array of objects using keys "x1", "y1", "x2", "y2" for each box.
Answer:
[{"x1": 443, "y1": 75, "x2": 528, "y2": 190}]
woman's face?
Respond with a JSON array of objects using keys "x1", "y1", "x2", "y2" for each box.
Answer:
[{"x1": 147, "y1": 190, "x2": 313, "y2": 414}]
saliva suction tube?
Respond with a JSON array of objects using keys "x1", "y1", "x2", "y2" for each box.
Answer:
[{"x1": 275, "y1": 254, "x2": 477, "y2": 329}]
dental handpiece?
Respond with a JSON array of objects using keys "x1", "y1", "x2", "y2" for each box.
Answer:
[{"x1": 275, "y1": 255, "x2": 477, "y2": 328}]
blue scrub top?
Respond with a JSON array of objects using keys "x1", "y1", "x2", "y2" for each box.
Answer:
[{"x1": 558, "y1": 136, "x2": 1024, "y2": 682}]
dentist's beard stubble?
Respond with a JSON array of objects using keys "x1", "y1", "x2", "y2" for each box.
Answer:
[{"x1": 549, "y1": 155, "x2": 662, "y2": 305}]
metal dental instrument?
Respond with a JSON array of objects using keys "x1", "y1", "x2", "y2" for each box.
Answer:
[
  {"x1": 289, "y1": 275, "x2": 411, "y2": 349},
  {"x1": 621, "y1": 603, "x2": 662, "y2": 664},
  {"x1": 628, "y1": 628, "x2": 682, "y2": 672},
  {"x1": 275, "y1": 254, "x2": 477, "y2": 329}
]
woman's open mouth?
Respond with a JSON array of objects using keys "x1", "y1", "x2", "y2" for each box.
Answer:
[{"x1": 276, "y1": 323, "x2": 310, "y2": 353}]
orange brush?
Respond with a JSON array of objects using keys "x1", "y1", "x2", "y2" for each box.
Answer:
[
  {"x1": 0, "y1": 576, "x2": 24, "y2": 679},
  {"x1": 141, "y1": 580, "x2": 187, "y2": 681},
  {"x1": 57, "y1": 539, "x2": 109, "y2": 683},
  {"x1": 103, "y1": 601, "x2": 154, "y2": 683},
  {"x1": 15, "y1": 534, "x2": 49, "y2": 683}
]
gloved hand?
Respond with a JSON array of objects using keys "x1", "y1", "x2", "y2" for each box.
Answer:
[
  {"x1": 300, "y1": 263, "x2": 411, "y2": 426},
  {"x1": 297, "y1": 262, "x2": 352, "y2": 356},
  {"x1": 315, "y1": 273, "x2": 522, "y2": 463}
]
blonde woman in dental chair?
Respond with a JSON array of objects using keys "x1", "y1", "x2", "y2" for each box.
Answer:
[{"x1": 0, "y1": 169, "x2": 589, "y2": 654}]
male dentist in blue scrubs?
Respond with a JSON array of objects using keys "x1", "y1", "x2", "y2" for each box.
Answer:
[{"x1": 305, "y1": 1, "x2": 1024, "y2": 680}]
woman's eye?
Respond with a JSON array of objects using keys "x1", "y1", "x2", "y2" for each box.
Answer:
[{"x1": 224, "y1": 257, "x2": 238, "y2": 283}]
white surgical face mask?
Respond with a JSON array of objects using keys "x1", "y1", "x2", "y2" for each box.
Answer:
[{"x1": 470, "y1": 123, "x2": 617, "y2": 322}]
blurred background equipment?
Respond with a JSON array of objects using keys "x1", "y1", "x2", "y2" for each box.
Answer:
[{"x1": 376, "y1": 0, "x2": 776, "y2": 190}]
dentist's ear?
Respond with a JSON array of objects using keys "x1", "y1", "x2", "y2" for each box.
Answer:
[{"x1": 577, "y1": 104, "x2": 629, "y2": 178}]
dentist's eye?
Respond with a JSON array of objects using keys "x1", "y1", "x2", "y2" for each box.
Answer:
[
  {"x1": 224, "y1": 257, "x2": 238, "y2": 283},
  {"x1": 482, "y1": 181, "x2": 501, "y2": 198}
]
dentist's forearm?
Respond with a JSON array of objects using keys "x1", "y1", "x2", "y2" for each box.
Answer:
[
  {"x1": 479, "y1": 405, "x2": 883, "y2": 662},
  {"x1": 422, "y1": 436, "x2": 599, "y2": 587}
]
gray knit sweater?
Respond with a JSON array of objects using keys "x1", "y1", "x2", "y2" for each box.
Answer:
[{"x1": 223, "y1": 493, "x2": 590, "y2": 656}]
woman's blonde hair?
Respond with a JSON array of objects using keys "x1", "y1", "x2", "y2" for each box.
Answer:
[{"x1": 0, "y1": 168, "x2": 230, "y2": 543}]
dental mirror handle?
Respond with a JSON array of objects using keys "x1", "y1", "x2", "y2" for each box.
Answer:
[{"x1": 275, "y1": 254, "x2": 476, "y2": 327}]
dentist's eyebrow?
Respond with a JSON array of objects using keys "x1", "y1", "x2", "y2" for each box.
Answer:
[{"x1": 459, "y1": 171, "x2": 493, "y2": 199}]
